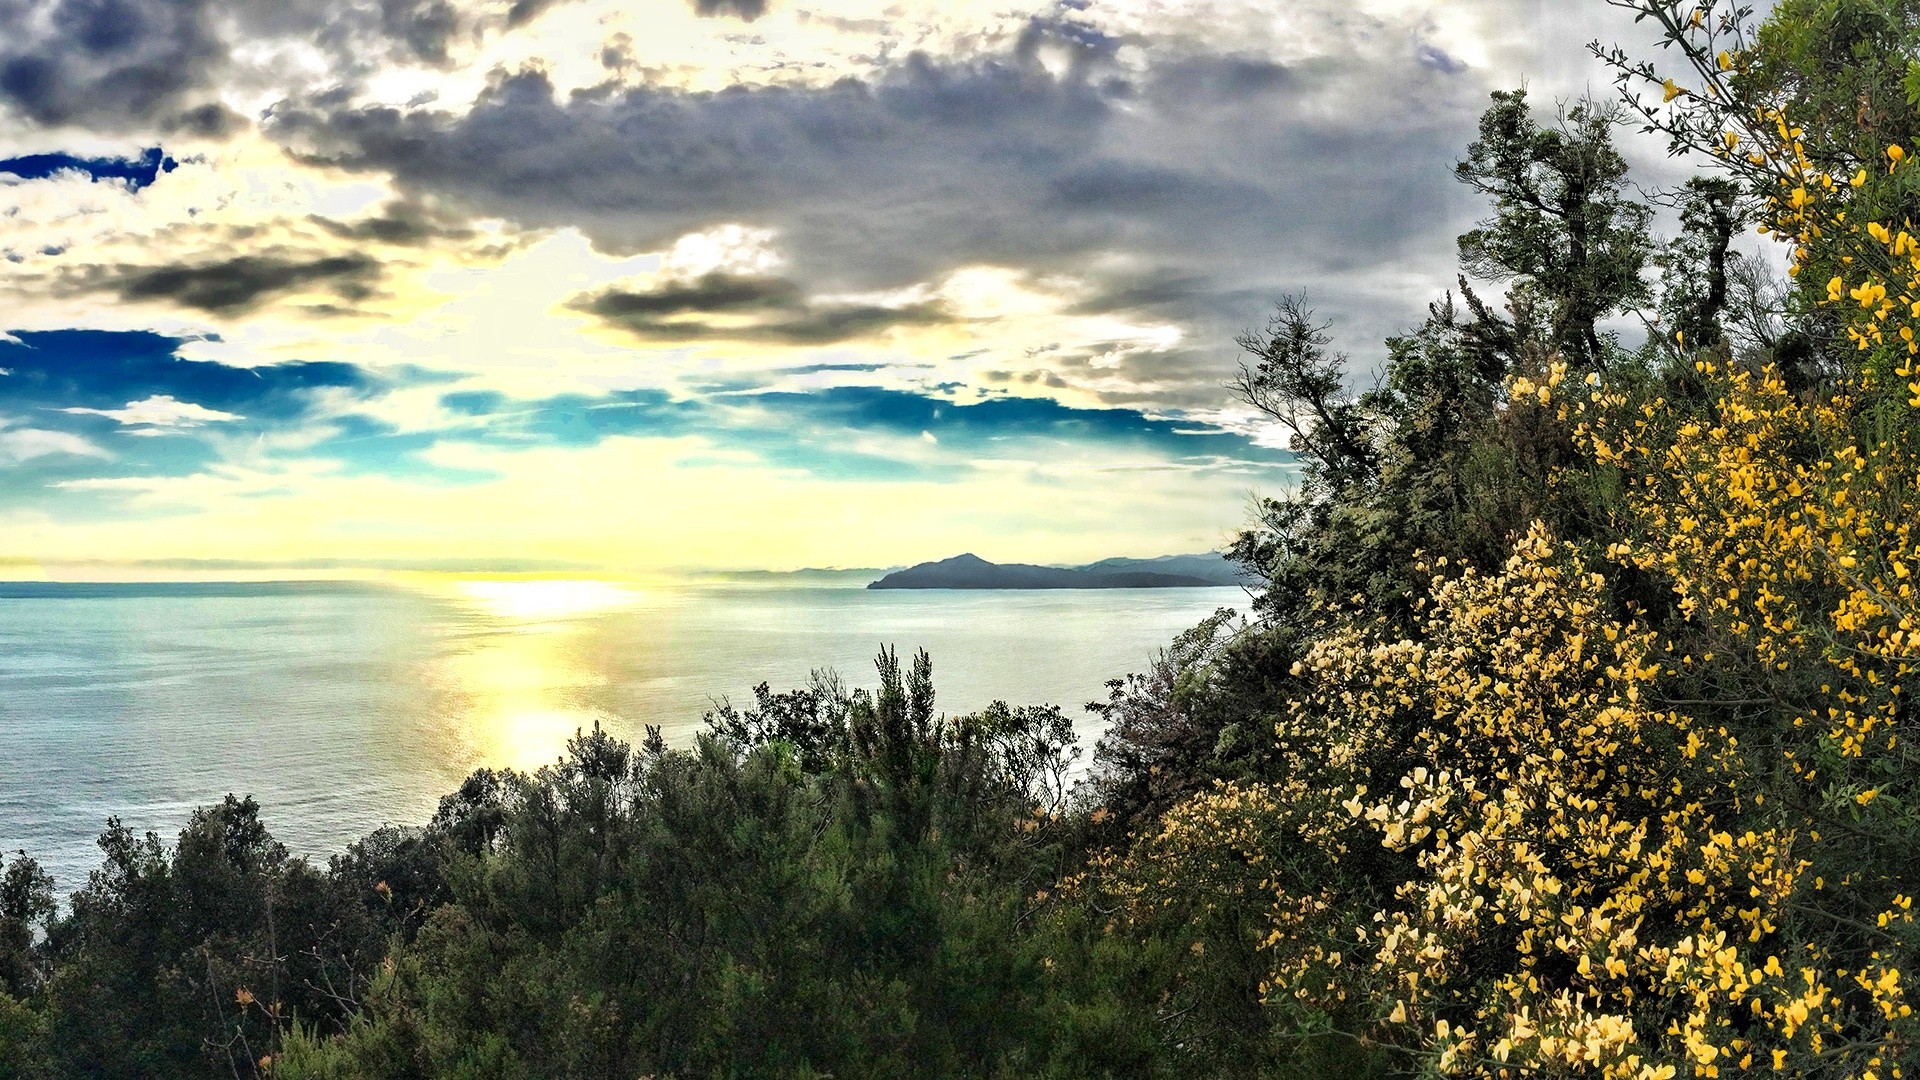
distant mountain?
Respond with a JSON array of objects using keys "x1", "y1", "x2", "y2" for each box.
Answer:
[
  {"x1": 1073, "y1": 553, "x2": 1247, "y2": 586},
  {"x1": 867, "y1": 553, "x2": 1243, "y2": 590},
  {"x1": 696, "y1": 567, "x2": 892, "y2": 586}
]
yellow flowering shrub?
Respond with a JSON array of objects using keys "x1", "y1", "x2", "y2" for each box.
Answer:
[
  {"x1": 1090, "y1": 511, "x2": 1915, "y2": 1075},
  {"x1": 1280, "y1": 526, "x2": 1816, "y2": 1077}
]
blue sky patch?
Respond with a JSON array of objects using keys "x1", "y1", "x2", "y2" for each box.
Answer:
[
  {"x1": 0, "y1": 329, "x2": 448, "y2": 502},
  {"x1": 0, "y1": 147, "x2": 177, "y2": 189},
  {"x1": 0, "y1": 329, "x2": 1291, "y2": 517}
]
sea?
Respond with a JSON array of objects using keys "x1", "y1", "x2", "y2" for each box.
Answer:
[{"x1": 0, "y1": 579, "x2": 1245, "y2": 894}]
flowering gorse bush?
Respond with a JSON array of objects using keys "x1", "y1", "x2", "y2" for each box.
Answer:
[{"x1": 1088, "y1": 513, "x2": 1914, "y2": 1076}]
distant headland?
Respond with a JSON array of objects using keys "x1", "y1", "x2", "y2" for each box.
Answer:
[{"x1": 866, "y1": 552, "x2": 1246, "y2": 590}]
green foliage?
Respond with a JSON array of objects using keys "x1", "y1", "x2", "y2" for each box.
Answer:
[
  {"x1": 1745, "y1": 0, "x2": 1920, "y2": 167},
  {"x1": 1227, "y1": 290, "x2": 1608, "y2": 631},
  {"x1": 261, "y1": 651, "x2": 1193, "y2": 1079},
  {"x1": 0, "y1": 857, "x2": 52, "y2": 1002},
  {"x1": 1655, "y1": 176, "x2": 1744, "y2": 351},
  {"x1": 1455, "y1": 88, "x2": 1654, "y2": 370},
  {"x1": 35, "y1": 797, "x2": 391, "y2": 1078},
  {"x1": 0, "y1": 991, "x2": 48, "y2": 1080}
]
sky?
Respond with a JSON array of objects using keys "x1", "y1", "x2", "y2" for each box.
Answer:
[{"x1": 0, "y1": 0, "x2": 1693, "y2": 577}]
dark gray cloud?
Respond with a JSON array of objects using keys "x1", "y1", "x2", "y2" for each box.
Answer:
[
  {"x1": 576, "y1": 272, "x2": 953, "y2": 345},
  {"x1": 268, "y1": 18, "x2": 1501, "y2": 391},
  {"x1": 268, "y1": 23, "x2": 1121, "y2": 281},
  {"x1": 0, "y1": 0, "x2": 230, "y2": 131},
  {"x1": 692, "y1": 0, "x2": 768, "y2": 20},
  {"x1": 379, "y1": 0, "x2": 465, "y2": 64},
  {"x1": 165, "y1": 101, "x2": 249, "y2": 138},
  {"x1": 95, "y1": 251, "x2": 382, "y2": 314},
  {"x1": 588, "y1": 273, "x2": 801, "y2": 315},
  {"x1": 311, "y1": 199, "x2": 476, "y2": 245},
  {"x1": 0, "y1": 0, "x2": 500, "y2": 134},
  {"x1": 505, "y1": 0, "x2": 567, "y2": 28}
]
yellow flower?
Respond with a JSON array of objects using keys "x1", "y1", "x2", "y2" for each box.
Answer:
[{"x1": 1663, "y1": 79, "x2": 1682, "y2": 103}]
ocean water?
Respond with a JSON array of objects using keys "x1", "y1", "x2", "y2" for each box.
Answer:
[{"x1": 0, "y1": 580, "x2": 1244, "y2": 893}]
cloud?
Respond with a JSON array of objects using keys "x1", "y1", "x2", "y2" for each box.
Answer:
[
  {"x1": 0, "y1": 0, "x2": 231, "y2": 132},
  {"x1": 167, "y1": 101, "x2": 249, "y2": 138},
  {"x1": 726, "y1": 384, "x2": 1291, "y2": 468},
  {"x1": 91, "y1": 251, "x2": 383, "y2": 314},
  {"x1": 0, "y1": 327, "x2": 1286, "y2": 498},
  {"x1": 379, "y1": 0, "x2": 466, "y2": 64},
  {"x1": 0, "y1": 329, "x2": 491, "y2": 506},
  {"x1": 309, "y1": 198, "x2": 480, "y2": 247},
  {"x1": 268, "y1": 43, "x2": 1116, "y2": 281},
  {"x1": 427, "y1": 379, "x2": 1291, "y2": 483},
  {"x1": 0, "y1": 0, "x2": 508, "y2": 135},
  {"x1": 0, "y1": 327, "x2": 370, "y2": 464},
  {"x1": 575, "y1": 272, "x2": 954, "y2": 345},
  {"x1": 505, "y1": 0, "x2": 569, "y2": 28},
  {"x1": 266, "y1": 11, "x2": 1507, "y2": 396},
  {"x1": 62, "y1": 393, "x2": 242, "y2": 433},
  {"x1": 0, "y1": 421, "x2": 109, "y2": 463},
  {"x1": 691, "y1": 0, "x2": 768, "y2": 20}
]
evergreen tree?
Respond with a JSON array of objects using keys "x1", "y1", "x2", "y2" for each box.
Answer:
[{"x1": 1455, "y1": 89, "x2": 1654, "y2": 369}]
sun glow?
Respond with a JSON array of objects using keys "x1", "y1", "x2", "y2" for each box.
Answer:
[
  {"x1": 453, "y1": 578, "x2": 644, "y2": 622},
  {"x1": 431, "y1": 580, "x2": 640, "y2": 770},
  {"x1": 434, "y1": 623, "x2": 617, "y2": 772}
]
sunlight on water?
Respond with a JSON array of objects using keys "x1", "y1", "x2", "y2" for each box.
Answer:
[
  {"x1": 451, "y1": 578, "x2": 644, "y2": 622},
  {"x1": 435, "y1": 601, "x2": 617, "y2": 772}
]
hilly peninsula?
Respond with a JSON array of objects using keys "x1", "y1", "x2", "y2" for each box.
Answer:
[{"x1": 867, "y1": 552, "x2": 1244, "y2": 590}]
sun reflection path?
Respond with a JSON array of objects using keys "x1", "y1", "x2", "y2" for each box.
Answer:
[
  {"x1": 453, "y1": 578, "x2": 645, "y2": 622},
  {"x1": 436, "y1": 579, "x2": 646, "y2": 772}
]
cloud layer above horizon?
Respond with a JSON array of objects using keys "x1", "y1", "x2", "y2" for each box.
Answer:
[{"x1": 0, "y1": 0, "x2": 1660, "y2": 574}]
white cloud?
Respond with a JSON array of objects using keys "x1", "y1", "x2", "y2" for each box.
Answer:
[
  {"x1": 0, "y1": 420, "x2": 110, "y2": 463},
  {"x1": 662, "y1": 224, "x2": 784, "y2": 279},
  {"x1": 62, "y1": 394, "x2": 242, "y2": 433}
]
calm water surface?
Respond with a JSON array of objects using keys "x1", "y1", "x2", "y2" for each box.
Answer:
[{"x1": 0, "y1": 580, "x2": 1242, "y2": 892}]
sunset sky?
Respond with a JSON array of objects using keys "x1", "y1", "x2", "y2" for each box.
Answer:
[{"x1": 0, "y1": 0, "x2": 1663, "y2": 576}]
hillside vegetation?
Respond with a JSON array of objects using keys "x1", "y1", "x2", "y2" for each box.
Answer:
[{"x1": 5, "y1": 1, "x2": 1920, "y2": 1075}]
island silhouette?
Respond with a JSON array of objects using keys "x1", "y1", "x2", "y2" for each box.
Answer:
[{"x1": 867, "y1": 552, "x2": 1245, "y2": 589}]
